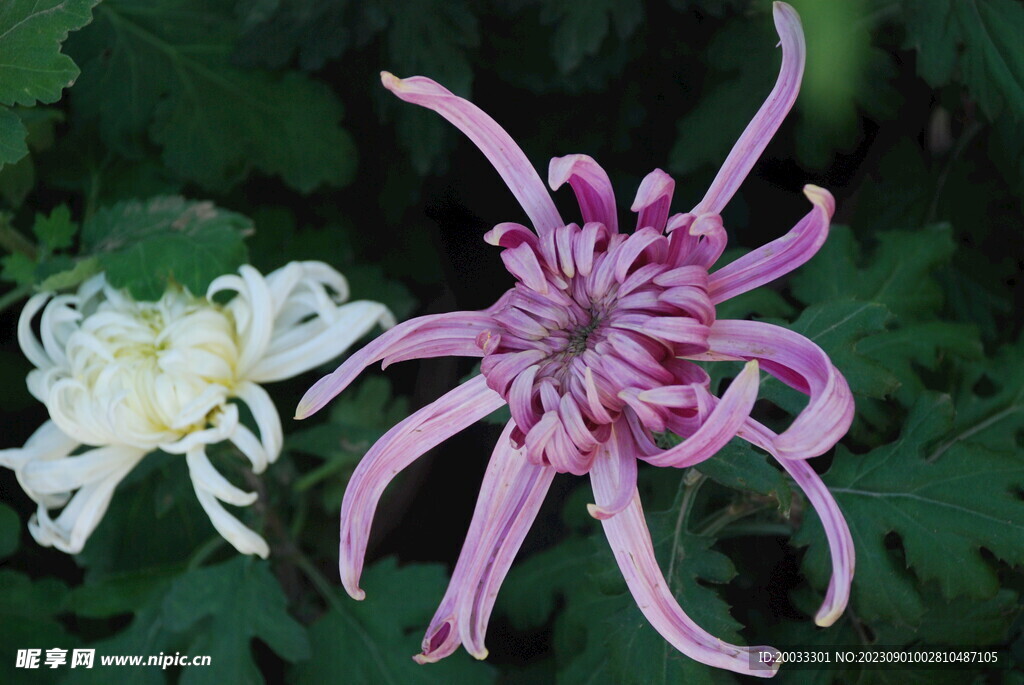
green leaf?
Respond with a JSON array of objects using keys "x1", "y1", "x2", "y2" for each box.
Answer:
[
  {"x1": 876, "y1": 588, "x2": 1021, "y2": 646},
  {"x1": 791, "y1": 225, "x2": 955, "y2": 318},
  {"x1": 550, "y1": 484, "x2": 745, "y2": 684},
  {"x1": 796, "y1": 393, "x2": 1024, "y2": 626},
  {"x1": 498, "y1": 538, "x2": 594, "y2": 631},
  {"x1": 669, "y1": 18, "x2": 777, "y2": 178},
  {"x1": 384, "y1": 0, "x2": 479, "y2": 174},
  {"x1": 696, "y1": 440, "x2": 792, "y2": 515},
  {"x1": 0, "y1": 570, "x2": 77, "y2": 685},
  {"x1": 290, "y1": 377, "x2": 409, "y2": 505},
  {"x1": 0, "y1": 251, "x2": 36, "y2": 286},
  {"x1": 0, "y1": 108, "x2": 29, "y2": 167},
  {"x1": 903, "y1": 0, "x2": 1024, "y2": 120},
  {"x1": 291, "y1": 558, "x2": 495, "y2": 685},
  {"x1": 32, "y1": 204, "x2": 77, "y2": 250},
  {"x1": 68, "y1": 570, "x2": 177, "y2": 619},
  {"x1": 0, "y1": 0, "x2": 96, "y2": 106},
  {"x1": 0, "y1": 0, "x2": 96, "y2": 168},
  {"x1": 68, "y1": 0, "x2": 356, "y2": 192},
  {"x1": 162, "y1": 557, "x2": 310, "y2": 684},
  {"x1": 82, "y1": 196, "x2": 250, "y2": 300},
  {"x1": 539, "y1": 0, "x2": 644, "y2": 73}
]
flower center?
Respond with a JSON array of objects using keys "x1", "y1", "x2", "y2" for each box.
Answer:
[
  {"x1": 566, "y1": 311, "x2": 602, "y2": 356},
  {"x1": 48, "y1": 288, "x2": 242, "y2": 448},
  {"x1": 479, "y1": 220, "x2": 717, "y2": 475}
]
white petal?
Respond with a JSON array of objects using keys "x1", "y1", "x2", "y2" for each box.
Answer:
[
  {"x1": 28, "y1": 450, "x2": 144, "y2": 554},
  {"x1": 233, "y1": 382, "x2": 283, "y2": 462},
  {"x1": 17, "y1": 293, "x2": 55, "y2": 369},
  {"x1": 228, "y1": 423, "x2": 270, "y2": 474},
  {"x1": 20, "y1": 444, "x2": 142, "y2": 495},
  {"x1": 0, "y1": 420, "x2": 78, "y2": 470},
  {"x1": 186, "y1": 446, "x2": 258, "y2": 507},
  {"x1": 248, "y1": 301, "x2": 394, "y2": 383},
  {"x1": 193, "y1": 487, "x2": 269, "y2": 558}
]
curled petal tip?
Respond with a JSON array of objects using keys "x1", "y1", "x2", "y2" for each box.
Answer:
[
  {"x1": 586, "y1": 502, "x2": 607, "y2": 520},
  {"x1": 380, "y1": 71, "x2": 401, "y2": 89},
  {"x1": 814, "y1": 606, "x2": 843, "y2": 628},
  {"x1": 802, "y1": 184, "x2": 836, "y2": 216},
  {"x1": 469, "y1": 647, "x2": 490, "y2": 661},
  {"x1": 412, "y1": 653, "x2": 434, "y2": 665}
]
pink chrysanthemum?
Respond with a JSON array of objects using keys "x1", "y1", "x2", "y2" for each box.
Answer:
[{"x1": 297, "y1": 2, "x2": 854, "y2": 677}]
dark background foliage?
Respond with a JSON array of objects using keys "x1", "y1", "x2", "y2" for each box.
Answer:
[{"x1": 0, "y1": 0, "x2": 1022, "y2": 683}]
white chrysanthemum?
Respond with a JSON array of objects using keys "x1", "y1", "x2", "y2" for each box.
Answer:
[{"x1": 0, "y1": 262, "x2": 394, "y2": 557}]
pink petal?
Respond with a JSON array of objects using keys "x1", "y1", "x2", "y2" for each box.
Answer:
[
  {"x1": 295, "y1": 311, "x2": 494, "y2": 419},
  {"x1": 631, "y1": 169, "x2": 675, "y2": 232},
  {"x1": 586, "y1": 422, "x2": 637, "y2": 519},
  {"x1": 382, "y1": 72, "x2": 563, "y2": 236},
  {"x1": 591, "y1": 460, "x2": 778, "y2": 677},
  {"x1": 613, "y1": 227, "x2": 668, "y2": 283},
  {"x1": 338, "y1": 376, "x2": 505, "y2": 600},
  {"x1": 709, "y1": 185, "x2": 834, "y2": 304},
  {"x1": 415, "y1": 421, "x2": 556, "y2": 663},
  {"x1": 501, "y1": 242, "x2": 549, "y2": 294},
  {"x1": 483, "y1": 222, "x2": 539, "y2": 250},
  {"x1": 692, "y1": 2, "x2": 806, "y2": 216},
  {"x1": 641, "y1": 361, "x2": 759, "y2": 468},
  {"x1": 549, "y1": 154, "x2": 618, "y2": 233},
  {"x1": 692, "y1": 319, "x2": 854, "y2": 459},
  {"x1": 738, "y1": 418, "x2": 853, "y2": 627}
]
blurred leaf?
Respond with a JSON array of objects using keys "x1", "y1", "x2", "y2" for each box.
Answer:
[
  {"x1": 162, "y1": 557, "x2": 310, "y2": 684},
  {"x1": 33, "y1": 205, "x2": 77, "y2": 250},
  {"x1": 291, "y1": 558, "x2": 495, "y2": 684},
  {"x1": 796, "y1": 393, "x2": 1024, "y2": 626},
  {"x1": 343, "y1": 264, "x2": 417, "y2": 321},
  {"x1": 0, "y1": 570, "x2": 76, "y2": 685},
  {"x1": 669, "y1": 18, "x2": 776, "y2": 177},
  {"x1": 1, "y1": 251, "x2": 36, "y2": 286},
  {"x1": 0, "y1": 503, "x2": 20, "y2": 559},
  {"x1": 234, "y1": 0, "x2": 387, "y2": 70},
  {"x1": 0, "y1": 0, "x2": 97, "y2": 168},
  {"x1": 68, "y1": 570, "x2": 177, "y2": 619},
  {"x1": 82, "y1": 196, "x2": 250, "y2": 300},
  {"x1": 538, "y1": 0, "x2": 644, "y2": 73},
  {"x1": 903, "y1": 0, "x2": 1024, "y2": 120},
  {"x1": 290, "y1": 377, "x2": 408, "y2": 504},
  {"x1": 68, "y1": 0, "x2": 356, "y2": 192},
  {"x1": 385, "y1": 0, "x2": 479, "y2": 175}
]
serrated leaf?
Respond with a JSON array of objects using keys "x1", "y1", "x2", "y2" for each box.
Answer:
[
  {"x1": 498, "y1": 538, "x2": 594, "y2": 630},
  {"x1": 32, "y1": 205, "x2": 76, "y2": 249},
  {"x1": 68, "y1": 0, "x2": 355, "y2": 192},
  {"x1": 36, "y1": 255, "x2": 99, "y2": 291},
  {"x1": 551, "y1": 483, "x2": 744, "y2": 684},
  {"x1": 875, "y1": 588, "x2": 1021, "y2": 646},
  {"x1": 696, "y1": 440, "x2": 792, "y2": 514},
  {"x1": 0, "y1": 0, "x2": 96, "y2": 169},
  {"x1": 904, "y1": 0, "x2": 1024, "y2": 120},
  {"x1": 0, "y1": 0, "x2": 97, "y2": 106},
  {"x1": 162, "y1": 557, "x2": 310, "y2": 684},
  {"x1": 1, "y1": 251, "x2": 36, "y2": 286},
  {"x1": 291, "y1": 558, "x2": 495, "y2": 685},
  {"x1": 791, "y1": 225, "x2": 955, "y2": 318},
  {"x1": 796, "y1": 393, "x2": 1024, "y2": 626},
  {"x1": 82, "y1": 196, "x2": 249, "y2": 300}
]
